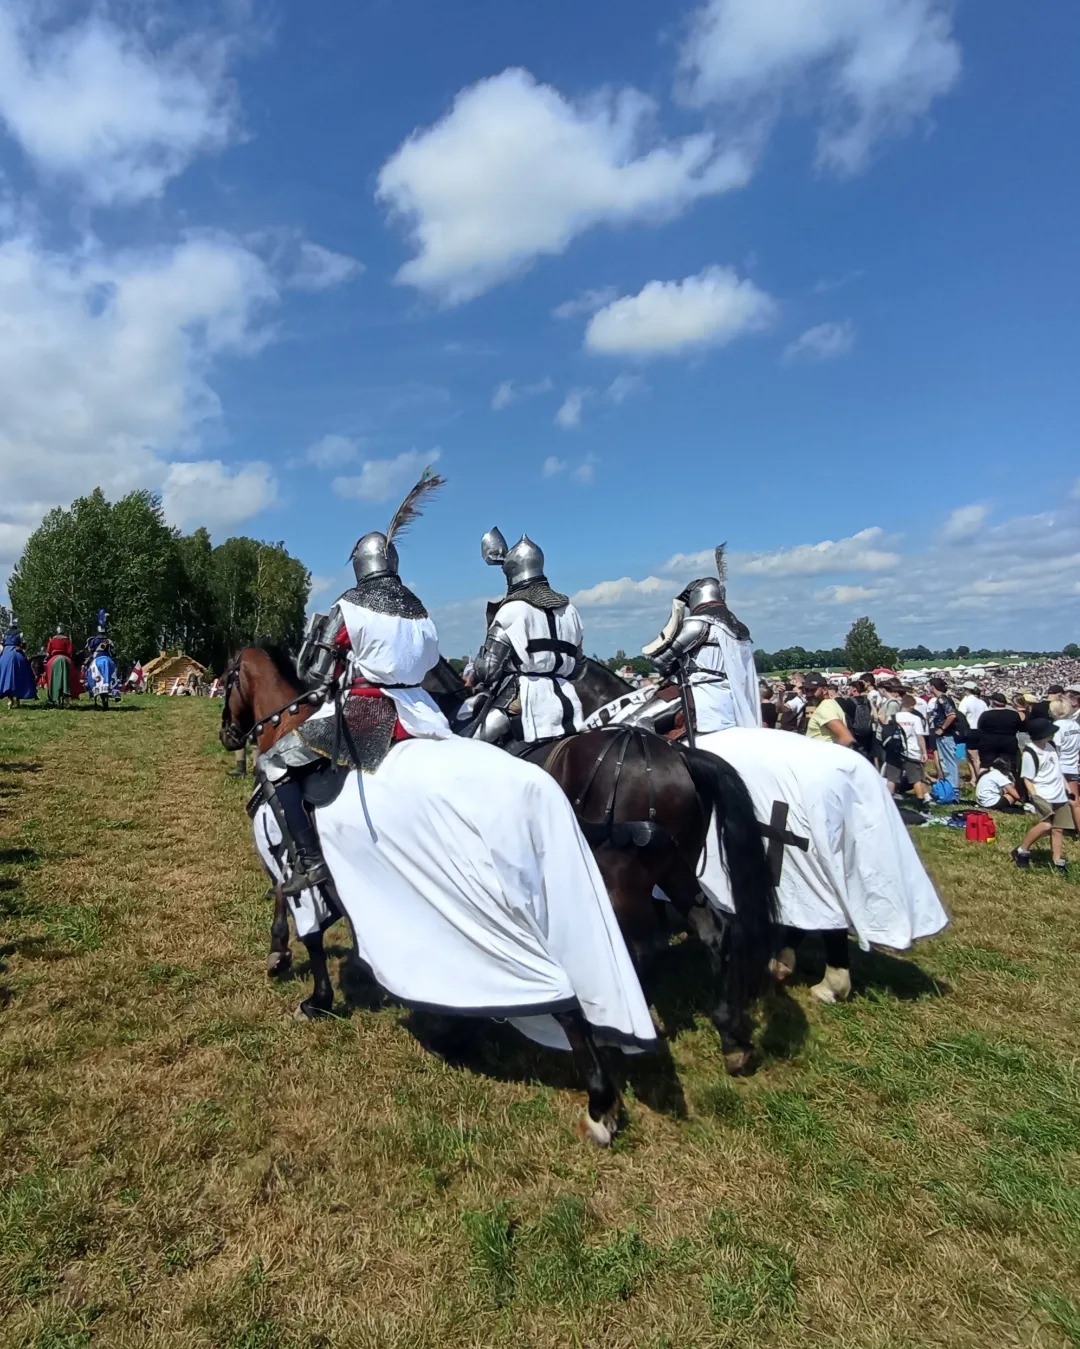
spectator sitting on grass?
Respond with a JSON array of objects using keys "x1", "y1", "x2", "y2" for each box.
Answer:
[
  {"x1": 975, "y1": 758, "x2": 1022, "y2": 811},
  {"x1": 1012, "y1": 718, "x2": 1072, "y2": 876}
]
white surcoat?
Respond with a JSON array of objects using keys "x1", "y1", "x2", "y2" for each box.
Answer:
[{"x1": 494, "y1": 598, "x2": 584, "y2": 741}]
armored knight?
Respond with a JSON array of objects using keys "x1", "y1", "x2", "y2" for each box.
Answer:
[
  {"x1": 642, "y1": 546, "x2": 761, "y2": 734},
  {"x1": 471, "y1": 529, "x2": 585, "y2": 747},
  {"x1": 85, "y1": 610, "x2": 111, "y2": 658},
  {"x1": 253, "y1": 472, "x2": 449, "y2": 896}
]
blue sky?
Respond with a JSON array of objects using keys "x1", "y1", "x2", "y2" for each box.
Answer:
[{"x1": 0, "y1": 0, "x2": 1076, "y2": 658}]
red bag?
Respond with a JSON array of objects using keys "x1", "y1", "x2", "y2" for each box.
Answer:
[{"x1": 965, "y1": 811, "x2": 996, "y2": 843}]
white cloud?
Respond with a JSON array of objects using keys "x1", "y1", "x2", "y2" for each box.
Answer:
[
  {"x1": 783, "y1": 318, "x2": 855, "y2": 363},
  {"x1": 941, "y1": 503, "x2": 988, "y2": 543},
  {"x1": 305, "y1": 434, "x2": 362, "y2": 469},
  {"x1": 0, "y1": 227, "x2": 280, "y2": 579},
  {"x1": 376, "y1": 67, "x2": 753, "y2": 304},
  {"x1": 606, "y1": 372, "x2": 646, "y2": 404},
  {"x1": 555, "y1": 388, "x2": 590, "y2": 429},
  {"x1": 738, "y1": 527, "x2": 900, "y2": 576},
  {"x1": 1069, "y1": 478, "x2": 1080, "y2": 502},
  {"x1": 332, "y1": 448, "x2": 441, "y2": 503},
  {"x1": 553, "y1": 286, "x2": 619, "y2": 320},
  {"x1": 678, "y1": 0, "x2": 962, "y2": 174},
  {"x1": 161, "y1": 460, "x2": 278, "y2": 531},
  {"x1": 542, "y1": 452, "x2": 596, "y2": 484},
  {"x1": 817, "y1": 584, "x2": 883, "y2": 604},
  {"x1": 287, "y1": 241, "x2": 363, "y2": 292},
  {"x1": 572, "y1": 575, "x2": 670, "y2": 609},
  {"x1": 0, "y1": 3, "x2": 240, "y2": 204},
  {"x1": 491, "y1": 376, "x2": 553, "y2": 411},
  {"x1": 584, "y1": 266, "x2": 775, "y2": 357}
]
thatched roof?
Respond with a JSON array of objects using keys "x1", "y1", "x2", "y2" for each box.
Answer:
[{"x1": 143, "y1": 652, "x2": 207, "y2": 691}]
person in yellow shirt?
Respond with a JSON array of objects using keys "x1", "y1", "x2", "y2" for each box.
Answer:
[{"x1": 803, "y1": 673, "x2": 855, "y2": 747}]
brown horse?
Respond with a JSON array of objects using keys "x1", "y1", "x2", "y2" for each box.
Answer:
[
  {"x1": 221, "y1": 645, "x2": 648, "y2": 1142},
  {"x1": 224, "y1": 646, "x2": 777, "y2": 1073},
  {"x1": 426, "y1": 657, "x2": 778, "y2": 1069}
]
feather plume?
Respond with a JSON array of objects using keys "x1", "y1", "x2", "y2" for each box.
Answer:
[
  {"x1": 385, "y1": 468, "x2": 446, "y2": 545},
  {"x1": 714, "y1": 543, "x2": 727, "y2": 587}
]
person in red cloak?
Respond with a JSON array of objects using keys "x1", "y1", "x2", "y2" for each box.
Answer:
[{"x1": 45, "y1": 625, "x2": 80, "y2": 703}]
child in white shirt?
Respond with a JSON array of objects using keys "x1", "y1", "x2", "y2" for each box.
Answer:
[
  {"x1": 1013, "y1": 719, "x2": 1072, "y2": 874},
  {"x1": 975, "y1": 759, "x2": 1021, "y2": 811}
]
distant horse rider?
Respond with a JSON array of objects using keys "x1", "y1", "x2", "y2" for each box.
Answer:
[
  {"x1": 642, "y1": 547, "x2": 761, "y2": 735},
  {"x1": 45, "y1": 624, "x2": 79, "y2": 703},
  {"x1": 470, "y1": 529, "x2": 585, "y2": 749},
  {"x1": 0, "y1": 617, "x2": 37, "y2": 708}
]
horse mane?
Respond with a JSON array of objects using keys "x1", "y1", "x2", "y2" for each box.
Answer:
[{"x1": 247, "y1": 641, "x2": 303, "y2": 689}]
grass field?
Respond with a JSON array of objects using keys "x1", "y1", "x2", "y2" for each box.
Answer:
[{"x1": 2, "y1": 698, "x2": 1079, "y2": 1348}]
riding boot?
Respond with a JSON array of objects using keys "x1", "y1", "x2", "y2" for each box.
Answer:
[{"x1": 257, "y1": 769, "x2": 331, "y2": 897}]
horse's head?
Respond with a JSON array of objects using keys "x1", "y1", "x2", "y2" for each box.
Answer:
[{"x1": 220, "y1": 653, "x2": 251, "y2": 751}]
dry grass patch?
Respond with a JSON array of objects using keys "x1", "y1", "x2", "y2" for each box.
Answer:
[{"x1": 2, "y1": 699, "x2": 1079, "y2": 1347}]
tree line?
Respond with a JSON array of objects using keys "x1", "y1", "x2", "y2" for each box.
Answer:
[{"x1": 7, "y1": 489, "x2": 310, "y2": 675}]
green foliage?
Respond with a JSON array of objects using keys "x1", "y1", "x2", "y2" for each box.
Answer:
[
  {"x1": 7, "y1": 488, "x2": 309, "y2": 666},
  {"x1": 1065, "y1": 643, "x2": 1080, "y2": 658},
  {"x1": 844, "y1": 615, "x2": 899, "y2": 674}
]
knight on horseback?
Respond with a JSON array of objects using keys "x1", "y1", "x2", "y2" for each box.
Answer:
[
  {"x1": 470, "y1": 529, "x2": 585, "y2": 749},
  {"x1": 585, "y1": 546, "x2": 760, "y2": 740}
]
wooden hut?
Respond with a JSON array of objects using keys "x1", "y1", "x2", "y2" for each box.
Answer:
[{"x1": 142, "y1": 652, "x2": 207, "y2": 695}]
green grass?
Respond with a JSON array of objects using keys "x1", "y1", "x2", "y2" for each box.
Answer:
[{"x1": 2, "y1": 697, "x2": 1080, "y2": 1347}]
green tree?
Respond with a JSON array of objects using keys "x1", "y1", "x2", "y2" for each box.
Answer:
[
  {"x1": 209, "y1": 537, "x2": 309, "y2": 669},
  {"x1": 9, "y1": 489, "x2": 176, "y2": 655},
  {"x1": 844, "y1": 616, "x2": 898, "y2": 674},
  {"x1": 1064, "y1": 643, "x2": 1080, "y2": 659}
]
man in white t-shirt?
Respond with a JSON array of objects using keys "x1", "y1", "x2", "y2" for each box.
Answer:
[
  {"x1": 1013, "y1": 718, "x2": 1071, "y2": 874},
  {"x1": 892, "y1": 694, "x2": 929, "y2": 802},
  {"x1": 959, "y1": 681, "x2": 989, "y2": 776}
]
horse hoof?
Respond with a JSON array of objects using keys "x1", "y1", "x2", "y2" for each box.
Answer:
[
  {"x1": 266, "y1": 951, "x2": 292, "y2": 978},
  {"x1": 723, "y1": 1049, "x2": 753, "y2": 1076},
  {"x1": 578, "y1": 1104, "x2": 619, "y2": 1147},
  {"x1": 294, "y1": 1000, "x2": 331, "y2": 1022}
]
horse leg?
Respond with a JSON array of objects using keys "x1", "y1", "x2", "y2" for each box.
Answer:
[
  {"x1": 296, "y1": 929, "x2": 334, "y2": 1019},
  {"x1": 266, "y1": 884, "x2": 293, "y2": 978},
  {"x1": 554, "y1": 1008, "x2": 621, "y2": 1146}
]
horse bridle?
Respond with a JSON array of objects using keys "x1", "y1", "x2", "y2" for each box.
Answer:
[{"x1": 220, "y1": 651, "x2": 327, "y2": 750}]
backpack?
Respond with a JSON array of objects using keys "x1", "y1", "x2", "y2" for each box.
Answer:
[
  {"x1": 931, "y1": 780, "x2": 959, "y2": 804},
  {"x1": 964, "y1": 811, "x2": 996, "y2": 843},
  {"x1": 879, "y1": 717, "x2": 907, "y2": 766},
  {"x1": 952, "y1": 707, "x2": 970, "y2": 743},
  {"x1": 850, "y1": 697, "x2": 872, "y2": 737}
]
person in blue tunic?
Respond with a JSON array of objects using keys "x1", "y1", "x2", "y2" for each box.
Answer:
[
  {"x1": 84, "y1": 609, "x2": 121, "y2": 705},
  {"x1": 0, "y1": 619, "x2": 37, "y2": 707}
]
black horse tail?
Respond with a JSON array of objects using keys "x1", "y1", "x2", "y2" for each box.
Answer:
[{"x1": 682, "y1": 746, "x2": 778, "y2": 1009}]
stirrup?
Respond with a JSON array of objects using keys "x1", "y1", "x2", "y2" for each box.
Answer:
[{"x1": 281, "y1": 858, "x2": 330, "y2": 897}]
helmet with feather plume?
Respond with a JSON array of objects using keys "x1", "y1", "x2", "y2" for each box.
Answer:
[{"x1": 349, "y1": 468, "x2": 446, "y2": 583}]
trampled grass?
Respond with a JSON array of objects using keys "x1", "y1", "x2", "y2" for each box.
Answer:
[{"x1": 1, "y1": 698, "x2": 1079, "y2": 1348}]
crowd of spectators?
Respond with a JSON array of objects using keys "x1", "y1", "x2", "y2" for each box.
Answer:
[{"x1": 760, "y1": 661, "x2": 1080, "y2": 872}]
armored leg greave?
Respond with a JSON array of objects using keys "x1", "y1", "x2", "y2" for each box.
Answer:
[{"x1": 256, "y1": 763, "x2": 331, "y2": 898}]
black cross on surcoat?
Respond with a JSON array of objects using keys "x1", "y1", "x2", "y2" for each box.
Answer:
[{"x1": 760, "y1": 800, "x2": 810, "y2": 885}]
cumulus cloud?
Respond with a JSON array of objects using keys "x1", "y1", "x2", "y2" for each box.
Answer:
[
  {"x1": 305, "y1": 434, "x2": 362, "y2": 469},
  {"x1": 287, "y1": 241, "x2": 364, "y2": 292},
  {"x1": 555, "y1": 388, "x2": 589, "y2": 429},
  {"x1": 584, "y1": 266, "x2": 775, "y2": 357},
  {"x1": 0, "y1": 2, "x2": 241, "y2": 204},
  {"x1": 738, "y1": 527, "x2": 900, "y2": 576},
  {"x1": 542, "y1": 456, "x2": 566, "y2": 478},
  {"x1": 543, "y1": 452, "x2": 597, "y2": 485},
  {"x1": 783, "y1": 318, "x2": 855, "y2": 363},
  {"x1": 678, "y1": 0, "x2": 962, "y2": 174},
  {"x1": 941, "y1": 503, "x2": 988, "y2": 543},
  {"x1": 161, "y1": 460, "x2": 278, "y2": 531},
  {"x1": 572, "y1": 575, "x2": 670, "y2": 608},
  {"x1": 332, "y1": 448, "x2": 441, "y2": 503},
  {"x1": 606, "y1": 372, "x2": 646, "y2": 404},
  {"x1": 817, "y1": 584, "x2": 883, "y2": 604},
  {"x1": 376, "y1": 68, "x2": 753, "y2": 304},
  {"x1": 553, "y1": 286, "x2": 619, "y2": 320},
  {"x1": 0, "y1": 227, "x2": 282, "y2": 578},
  {"x1": 491, "y1": 376, "x2": 553, "y2": 411}
]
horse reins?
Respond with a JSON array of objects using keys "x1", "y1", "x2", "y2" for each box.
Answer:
[{"x1": 221, "y1": 653, "x2": 327, "y2": 748}]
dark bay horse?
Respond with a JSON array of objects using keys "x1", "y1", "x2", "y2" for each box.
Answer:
[
  {"x1": 423, "y1": 657, "x2": 777, "y2": 1068},
  {"x1": 221, "y1": 646, "x2": 644, "y2": 1143}
]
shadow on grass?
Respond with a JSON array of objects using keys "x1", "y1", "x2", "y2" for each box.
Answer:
[
  {"x1": 0, "y1": 763, "x2": 43, "y2": 774},
  {"x1": 0, "y1": 847, "x2": 39, "y2": 867},
  {"x1": 786, "y1": 935, "x2": 948, "y2": 1002},
  {"x1": 69, "y1": 703, "x2": 143, "y2": 714}
]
